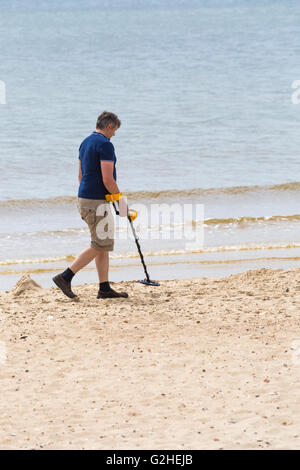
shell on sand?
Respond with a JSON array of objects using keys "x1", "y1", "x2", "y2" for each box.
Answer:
[{"x1": 11, "y1": 274, "x2": 42, "y2": 296}]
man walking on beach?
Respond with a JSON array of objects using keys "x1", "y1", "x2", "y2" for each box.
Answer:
[{"x1": 52, "y1": 111, "x2": 128, "y2": 299}]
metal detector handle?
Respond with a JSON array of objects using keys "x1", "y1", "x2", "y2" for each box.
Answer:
[
  {"x1": 112, "y1": 201, "x2": 137, "y2": 223},
  {"x1": 112, "y1": 201, "x2": 119, "y2": 215}
]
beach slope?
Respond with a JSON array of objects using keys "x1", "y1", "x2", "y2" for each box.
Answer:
[{"x1": 0, "y1": 268, "x2": 299, "y2": 450}]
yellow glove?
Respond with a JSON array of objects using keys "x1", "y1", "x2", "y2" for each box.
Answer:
[
  {"x1": 128, "y1": 209, "x2": 138, "y2": 222},
  {"x1": 105, "y1": 192, "x2": 122, "y2": 202}
]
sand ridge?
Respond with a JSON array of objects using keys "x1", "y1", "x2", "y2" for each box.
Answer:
[{"x1": 0, "y1": 268, "x2": 299, "y2": 449}]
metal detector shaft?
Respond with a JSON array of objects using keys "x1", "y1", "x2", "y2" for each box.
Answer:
[
  {"x1": 127, "y1": 214, "x2": 151, "y2": 283},
  {"x1": 112, "y1": 202, "x2": 151, "y2": 282}
]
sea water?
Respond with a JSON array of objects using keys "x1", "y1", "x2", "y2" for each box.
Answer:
[{"x1": 0, "y1": 0, "x2": 300, "y2": 289}]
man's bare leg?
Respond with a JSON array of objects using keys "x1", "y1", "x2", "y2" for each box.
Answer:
[
  {"x1": 95, "y1": 250, "x2": 128, "y2": 299},
  {"x1": 52, "y1": 246, "x2": 99, "y2": 298},
  {"x1": 70, "y1": 246, "x2": 99, "y2": 273},
  {"x1": 95, "y1": 250, "x2": 109, "y2": 283},
  {"x1": 53, "y1": 246, "x2": 128, "y2": 299}
]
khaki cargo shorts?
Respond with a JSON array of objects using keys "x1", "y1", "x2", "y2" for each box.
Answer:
[{"x1": 77, "y1": 197, "x2": 115, "y2": 251}]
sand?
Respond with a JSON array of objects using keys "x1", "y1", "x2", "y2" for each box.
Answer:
[{"x1": 0, "y1": 268, "x2": 299, "y2": 450}]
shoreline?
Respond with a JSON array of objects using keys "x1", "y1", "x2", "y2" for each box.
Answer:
[
  {"x1": 1, "y1": 251, "x2": 300, "y2": 292},
  {"x1": 0, "y1": 268, "x2": 300, "y2": 449}
]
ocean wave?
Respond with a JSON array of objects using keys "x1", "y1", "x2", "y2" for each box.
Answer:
[
  {"x1": 0, "y1": 181, "x2": 300, "y2": 208},
  {"x1": 1, "y1": 255, "x2": 300, "y2": 275},
  {"x1": 127, "y1": 182, "x2": 300, "y2": 199},
  {"x1": 0, "y1": 254, "x2": 76, "y2": 266},
  {"x1": 204, "y1": 214, "x2": 300, "y2": 226},
  {"x1": 1, "y1": 242, "x2": 300, "y2": 266},
  {"x1": 2, "y1": 213, "x2": 300, "y2": 239}
]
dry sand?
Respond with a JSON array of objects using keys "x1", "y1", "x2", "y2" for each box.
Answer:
[{"x1": 0, "y1": 268, "x2": 299, "y2": 450}]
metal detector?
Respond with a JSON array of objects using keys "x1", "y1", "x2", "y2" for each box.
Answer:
[{"x1": 112, "y1": 201, "x2": 160, "y2": 287}]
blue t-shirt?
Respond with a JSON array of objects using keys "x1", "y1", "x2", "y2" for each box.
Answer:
[{"x1": 78, "y1": 131, "x2": 117, "y2": 200}]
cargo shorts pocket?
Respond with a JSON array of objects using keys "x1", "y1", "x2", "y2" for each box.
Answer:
[{"x1": 80, "y1": 207, "x2": 96, "y2": 226}]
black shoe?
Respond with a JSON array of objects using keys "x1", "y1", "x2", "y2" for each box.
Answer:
[
  {"x1": 97, "y1": 288, "x2": 128, "y2": 299},
  {"x1": 52, "y1": 274, "x2": 77, "y2": 299}
]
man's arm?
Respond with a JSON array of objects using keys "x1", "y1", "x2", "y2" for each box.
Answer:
[
  {"x1": 101, "y1": 161, "x2": 120, "y2": 194},
  {"x1": 101, "y1": 161, "x2": 128, "y2": 216},
  {"x1": 78, "y1": 159, "x2": 82, "y2": 184}
]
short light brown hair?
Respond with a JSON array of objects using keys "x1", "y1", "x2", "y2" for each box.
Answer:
[{"x1": 96, "y1": 111, "x2": 121, "y2": 130}]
